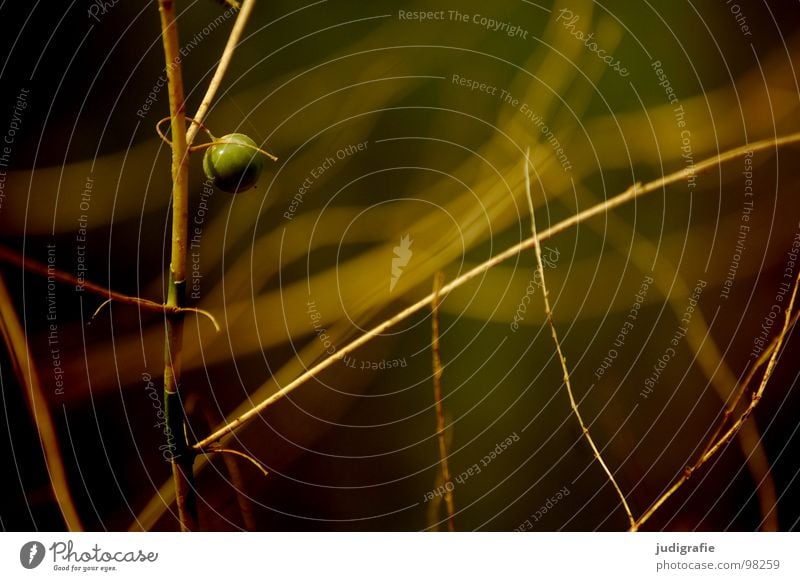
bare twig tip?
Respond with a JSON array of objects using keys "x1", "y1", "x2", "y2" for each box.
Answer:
[
  {"x1": 182, "y1": 307, "x2": 221, "y2": 332},
  {"x1": 91, "y1": 298, "x2": 113, "y2": 320},
  {"x1": 208, "y1": 447, "x2": 269, "y2": 477}
]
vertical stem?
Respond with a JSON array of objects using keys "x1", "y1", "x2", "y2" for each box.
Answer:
[
  {"x1": 432, "y1": 272, "x2": 455, "y2": 531},
  {"x1": 157, "y1": 0, "x2": 196, "y2": 531}
]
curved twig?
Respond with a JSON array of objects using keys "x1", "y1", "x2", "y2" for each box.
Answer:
[
  {"x1": 431, "y1": 271, "x2": 455, "y2": 532},
  {"x1": 0, "y1": 245, "x2": 174, "y2": 314},
  {"x1": 0, "y1": 244, "x2": 220, "y2": 331},
  {"x1": 156, "y1": 115, "x2": 216, "y2": 147},
  {"x1": 207, "y1": 447, "x2": 270, "y2": 477},
  {"x1": 189, "y1": 139, "x2": 278, "y2": 161},
  {"x1": 90, "y1": 298, "x2": 220, "y2": 332}
]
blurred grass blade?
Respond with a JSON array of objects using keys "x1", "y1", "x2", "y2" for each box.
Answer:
[{"x1": 0, "y1": 275, "x2": 83, "y2": 531}]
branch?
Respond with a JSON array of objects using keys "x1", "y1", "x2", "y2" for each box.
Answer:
[
  {"x1": 631, "y1": 271, "x2": 800, "y2": 531},
  {"x1": 524, "y1": 149, "x2": 635, "y2": 528},
  {"x1": 698, "y1": 310, "x2": 800, "y2": 461},
  {"x1": 193, "y1": 131, "x2": 800, "y2": 451},
  {"x1": 0, "y1": 244, "x2": 219, "y2": 330},
  {"x1": 0, "y1": 245, "x2": 169, "y2": 315},
  {"x1": 186, "y1": 0, "x2": 256, "y2": 147}
]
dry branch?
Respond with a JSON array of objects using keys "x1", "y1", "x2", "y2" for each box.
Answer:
[
  {"x1": 524, "y1": 149, "x2": 635, "y2": 528},
  {"x1": 431, "y1": 271, "x2": 455, "y2": 531},
  {"x1": 631, "y1": 272, "x2": 800, "y2": 531},
  {"x1": 0, "y1": 244, "x2": 218, "y2": 326}
]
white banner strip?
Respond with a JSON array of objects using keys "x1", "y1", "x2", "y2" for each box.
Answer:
[{"x1": 1, "y1": 532, "x2": 797, "y2": 580}]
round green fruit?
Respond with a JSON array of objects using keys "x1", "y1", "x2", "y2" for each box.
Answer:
[{"x1": 202, "y1": 133, "x2": 264, "y2": 193}]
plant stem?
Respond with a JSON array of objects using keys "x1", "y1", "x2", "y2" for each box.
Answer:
[
  {"x1": 431, "y1": 272, "x2": 455, "y2": 532},
  {"x1": 136, "y1": 0, "x2": 257, "y2": 531},
  {"x1": 157, "y1": 0, "x2": 196, "y2": 532},
  {"x1": 631, "y1": 272, "x2": 800, "y2": 531},
  {"x1": 524, "y1": 150, "x2": 635, "y2": 528},
  {"x1": 186, "y1": 0, "x2": 255, "y2": 147},
  {"x1": 0, "y1": 244, "x2": 186, "y2": 317}
]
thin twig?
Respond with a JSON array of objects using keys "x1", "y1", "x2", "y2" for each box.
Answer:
[
  {"x1": 0, "y1": 244, "x2": 219, "y2": 329},
  {"x1": 0, "y1": 275, "x2": 83, "y2": 531},
  {"x1": 193, "y1": 131, "x2": 800, "y2": 451},
  {"x1": 190, "y1": 139, "x2": 278, "y2": 161},
  {"x1": 207, "y1": 448, "x2": 270, "y2": 477},
  {"x1": 631, "y1": 271, "x2": 800, "y2": 531},
  {"x1": 185, "y1": 393, "x2": 257, "y2": 530},
  {"x1": 0, "y1": 245, "x2": 168, "y2": 315},
  {"x1": 524, "y1": 149, "x2": 635, "y2": 528},
  {"x1": 90, "y1": 298, "x2": 219, "y2": 331},
  {"x1": 217, "y1": 0, "x2": 242, "y2": 11},
  {"x1": 431, "y1": 271, "x2": 455, "y2": 532},
  {"x1": 186, "y1": 0, "x2": 256, "y2": 147},
  {"x1": 156, "y1": 115, "x2": 216, "y2": 147},
  {"x1": 157, "y1": 0, "x2": 196, "y2": 532},
  {"x1": 699, "y1": 308, "x2": 800, "y2": 461}
]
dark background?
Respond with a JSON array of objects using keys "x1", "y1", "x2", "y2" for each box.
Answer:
[{"x1": 1, "y1": 0, "x2": 799, "y2": 531}]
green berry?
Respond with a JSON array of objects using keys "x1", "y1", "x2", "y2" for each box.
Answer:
[{"x1": 202, "y1": 133, "x2": 264, "y2": 193}]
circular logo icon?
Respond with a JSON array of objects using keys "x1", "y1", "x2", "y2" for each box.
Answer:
[{"x1": 19, "y1": 541, "x2": 46, "y2": 569}]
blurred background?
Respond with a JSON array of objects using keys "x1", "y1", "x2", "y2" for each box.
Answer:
[{"x1": 1, "y1": 0, "x2": 799, "y2": 531}]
